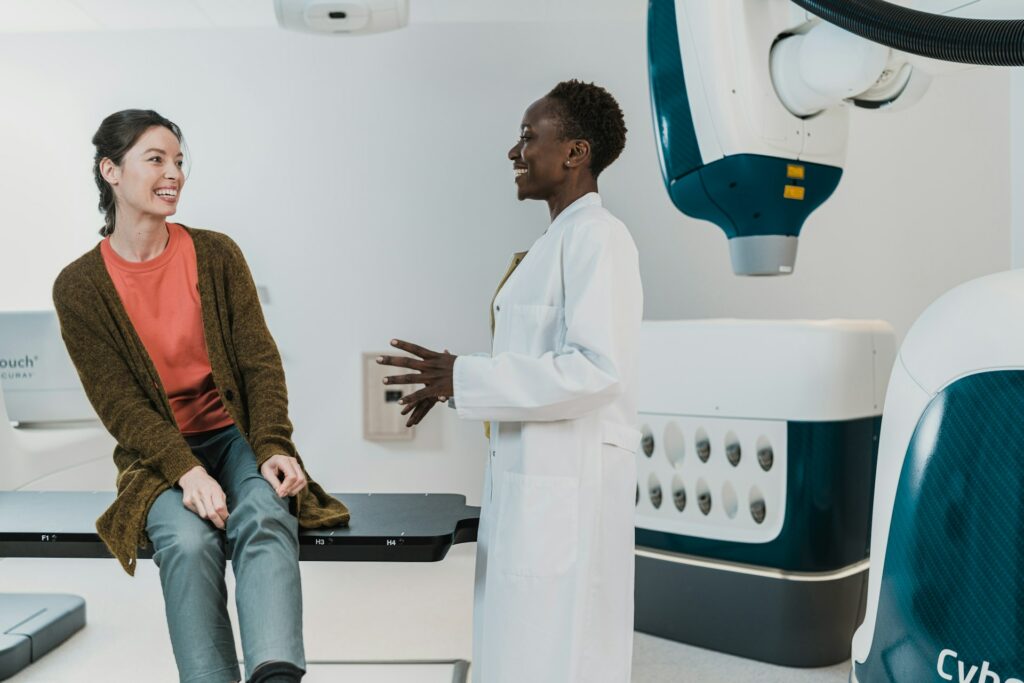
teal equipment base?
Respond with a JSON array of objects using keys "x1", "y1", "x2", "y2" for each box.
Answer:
[{"x1": 0, "y1": 593, "x2": 85, "y2": 681}]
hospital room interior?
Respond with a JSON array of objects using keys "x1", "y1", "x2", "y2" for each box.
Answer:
[{"x1": 1, "y1": 0, "x2": 1023, "y2": 681}]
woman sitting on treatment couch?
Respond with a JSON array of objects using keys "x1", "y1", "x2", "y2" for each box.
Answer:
[{"x1": 52, "y1": 109, "x2": 349, "y2": 683}]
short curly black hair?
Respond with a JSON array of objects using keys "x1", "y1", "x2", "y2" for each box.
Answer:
[{"x1": 546, "y1": 79, "x2": 627, "y2": 178}]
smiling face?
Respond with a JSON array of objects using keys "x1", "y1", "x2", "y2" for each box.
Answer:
[
  {"x1": 507, "y1": 97, "x2": 575, "y2": 202},
  {"x1": 102, "y1": 125, "x2": 184, "y2": 223}
]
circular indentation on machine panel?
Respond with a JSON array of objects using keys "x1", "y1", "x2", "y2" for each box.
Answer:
[
  {"x1": 721, "y1": 481, "x2": 738, "y2": 519},
  {"x1": 648, "y1": 473, "x2": 663, "y2": 509},
  {"x1": 640, "y1": 425, "x2": 655, "y2": 458},
  {"x1": 749, "y1": 486, "x2": 766, "y2": 524},
  {"x1": 663, "y1": 422, "x2": 686, "y2": 469},
  {"x1": 756, "y1": 436, "x2": 774, "y2": 472},
  {"x1": 696, "y1": 478, "x2": 712, "y2": 516},
  {"x1": 724, "y1": 431, "x2": 741, "y2": 467},
  {"x1": 671, "y1": 475, "x2": 687, "y2": 512},
  {"x1": 695, "y1": 427, "x2": 711, "y2": 463}
]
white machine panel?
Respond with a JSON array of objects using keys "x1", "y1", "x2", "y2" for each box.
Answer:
[
  {"x1": 637, "y1": 413, "x2": 787, "y2": 543},
  {"x1": 639, "y1": 319, "x2": 896, "y2": 422},
  {"x1": 637, "y1": 318, "x2": 895, "y2": 544},
  {"x1": 0, "y1": 311, "x2": 97, "y2": 425},
  {"x1": 675, "y1": 0, "x2": 849, "y2": 165}
]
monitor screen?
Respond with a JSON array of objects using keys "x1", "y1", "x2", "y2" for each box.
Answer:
[{"x1": 0, "y1": 310, "x2": 99, "y2": 424}]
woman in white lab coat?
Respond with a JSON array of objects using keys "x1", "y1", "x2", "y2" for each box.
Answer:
[{"x1": 378, "y1": 79, "x2": 643, "y2": 683}]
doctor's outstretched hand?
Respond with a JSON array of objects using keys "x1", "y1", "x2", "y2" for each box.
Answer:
[{"x1": 377, "y1": 339, "x2": 456, "y2": 428}]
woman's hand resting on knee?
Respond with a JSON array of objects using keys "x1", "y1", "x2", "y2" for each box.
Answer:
[
  {"x1": 178, "y1": 466, "x2": 230, "y2": 529},
  {"x1": 260, "y1": 455, "x2": 307, "y2": 498}
]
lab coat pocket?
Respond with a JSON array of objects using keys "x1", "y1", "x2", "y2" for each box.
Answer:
[
  {"x1": 507, "y1": 304, "x2": 564, "y2": 356},
  {"x1": 495, "y1": 471, "x2": 579, "y2": 578},
  {"x1": 601, "y1": 420, "x2": 642, "y2": 454}
]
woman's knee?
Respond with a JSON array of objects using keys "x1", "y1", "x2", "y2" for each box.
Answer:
[
  {"x1": 229, "y1": 484, "x2": 298, "y2": 544},
  {"x1": 152, "y1": 522, "x2": 224, "y2": 569},
  {"x1": 237, "y1": 477, "x2": 292, "y2": 516}
]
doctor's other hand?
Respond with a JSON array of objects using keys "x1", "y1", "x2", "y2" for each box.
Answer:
[
  {"x1": 377, "y1": 339, "x2": 456, "y2": 427},
  {"x1": 400, "y1": 396, "x2": 441, "y2": 428},
  {"x1": 178, "y1": 466, "x2": 229, "y2": 529},
  {"x1": 260, "y1": 454, "x2": 308, "y2": 498}
]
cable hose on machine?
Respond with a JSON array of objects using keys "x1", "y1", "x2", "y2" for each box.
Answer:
[{"x1": 789, "y1": 0, "x2": 1024, "y2": 66}]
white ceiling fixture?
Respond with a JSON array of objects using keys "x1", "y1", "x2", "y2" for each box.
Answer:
[{"x1": 274, "y1": 0, "x2": 409, "y2": 34}]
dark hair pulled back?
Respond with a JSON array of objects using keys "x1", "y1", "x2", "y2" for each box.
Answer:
[{"x1": 92, "y1": 110, "x2": 183, "y2": 237}]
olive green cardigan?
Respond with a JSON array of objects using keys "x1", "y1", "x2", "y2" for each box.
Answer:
[{"x1": 52, "y1": 226, "x2": 349, "y2": 575}]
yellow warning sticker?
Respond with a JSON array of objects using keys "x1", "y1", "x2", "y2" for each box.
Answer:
[
  {"x1": 784, "y1": 185, "x2": 805, "y2": 200},
  {"x1": 786, "y1": 164, "x2": 805, "y2": 180}
]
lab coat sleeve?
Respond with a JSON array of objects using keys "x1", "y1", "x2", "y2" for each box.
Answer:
[{"x1": 453, "y1": 221, "x2": 632, "y2": 422}]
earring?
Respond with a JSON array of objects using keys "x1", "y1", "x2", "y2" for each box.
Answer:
[{"x1": 564, "y1": 161, "x2": 571, "y2": 168}]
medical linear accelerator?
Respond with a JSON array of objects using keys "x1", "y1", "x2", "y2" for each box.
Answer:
[
  {"x1": 4, "y1": 0, "x2": 1024, "y2": 681},
  {"x1": 636, "y1": 0, "x2": 1024, "y2": 681}
]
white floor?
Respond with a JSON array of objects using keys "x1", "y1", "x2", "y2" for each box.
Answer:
[
  {"x1": 632, "y1": 636, "x2": 849, "y2": 683},
  {"x1": 1, "y1": 544, "x2": 852, "y2": 683},
  {"x1": 0, "y1": 546, "x2": 477, "y2": 682},
  {"x1": 301, "y1": 663, "x2": 466, "y2": 682}
]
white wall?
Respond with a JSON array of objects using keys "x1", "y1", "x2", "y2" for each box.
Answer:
[{"x1": 0, "y1": 22, "x2": 1012, "y2": 503}]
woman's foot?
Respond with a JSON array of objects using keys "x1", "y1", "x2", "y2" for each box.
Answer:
[{"x1": 248, "y1": 660, "x2": 305, "y2": 683}]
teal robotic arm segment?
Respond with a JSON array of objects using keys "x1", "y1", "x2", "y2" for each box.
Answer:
[
  {"x1": 649, "y1": 0, "x2": 1024, "y2": 277},
  {"x1": 662, "y1": 151, "x2": 843, "y2": 276},
  {"x1": 648, "y1": 0, "x2": 849, "y2": 276}
]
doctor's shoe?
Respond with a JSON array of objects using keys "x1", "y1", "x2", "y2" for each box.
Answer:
[{"x1": 248, "y1": 660, "x2": 305, "y2": 683}]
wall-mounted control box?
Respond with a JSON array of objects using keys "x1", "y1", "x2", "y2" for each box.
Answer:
[{"x1": 363, "y1": 352, "x2": 414, "y2": 441}]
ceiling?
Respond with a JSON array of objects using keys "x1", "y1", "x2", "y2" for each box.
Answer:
[{"x1": 0, "y1": 0, "x2": 645, "y2": 33}]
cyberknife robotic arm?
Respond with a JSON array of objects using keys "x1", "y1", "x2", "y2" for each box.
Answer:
[
  {"x1": 646, "y1": 3, "x2": 1024, "y2": 680},
  {"x1": 649, "y1": 0, "x2": 1024, "y2": 275}
]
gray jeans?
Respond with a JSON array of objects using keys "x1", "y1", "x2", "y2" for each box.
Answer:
[{"x1": 146, "y1": 426, "x2": 305, "y2": 683}]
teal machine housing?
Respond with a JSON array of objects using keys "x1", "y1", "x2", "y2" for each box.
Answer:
[
  {"x1": 633, "y1": 319, "x2": 895, "y2": 668},
  {"x1": 852, "y1": 371, "x2": 1024, "y2": 683},
  {"x1": 648, "y1": 0, "x2": 843, "y2": 276},
  {"x1": 635, "y1": 418, "x2": 881, "y2": 667}
]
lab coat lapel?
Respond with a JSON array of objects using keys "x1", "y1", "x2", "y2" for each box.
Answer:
[
  {"x1": 490, "y1": 251, "x2": 528, "y2": 335},
  {"x1": 484, "y1": 250, "x2": 528, "y2": 440}
]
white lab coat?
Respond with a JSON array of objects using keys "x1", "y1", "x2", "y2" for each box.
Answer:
[{"x1": 453, "y1": 193, "x2": 643, "y2": 683}]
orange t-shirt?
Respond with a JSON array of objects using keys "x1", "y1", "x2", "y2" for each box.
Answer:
[{"x1": 101, "y1": 223, "x2": 234, "y2": 436}]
